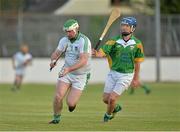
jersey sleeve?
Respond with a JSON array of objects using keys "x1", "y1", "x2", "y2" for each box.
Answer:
[
  {"x1": 26, "y1": 53, "x2": 32, "y2": 60},
  {"x1": 99, "y1": 40, "x2": 116, "y2": 55},
  {"x1": 79, "y1": 37, "x2": 91, "y2": 53},
  {"x1": 13, "y1": 52, "x2": 19, "y2": 58},
  {"x1": 57, "y1": 37, "x2": 68, "y2": 52},
  {"x1": 134, "y1": 43, "x2": 144, "y2": 62}
]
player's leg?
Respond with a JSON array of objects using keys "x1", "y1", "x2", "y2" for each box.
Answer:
[
  {"x1": 107, "y1": 92, "x2": 120, "y2": 114},
  {"x1": 53, "y1": 80, "x2": 70, "y2": 114},
  {"x1": 12, "y1": 75, "x2": 18, "y2": 91},
  {"x1": 103, "y1": 92, "x2": 121, "y2": 120},
  {"x1": 103, "y1": 93, "x2": 110, "y2": 104},
  {"x1": 140, "y1": 83, "x2": 151, "y2": 94},
  {"x1": 66, "y1": 88, "x2": 82, "y2": 112},
  {"x1": 12, "y1": 67, "x2": 24, "y2": 91},
  {"x1": 49, "y1": 80, "x2": 70, "y2": 124},
  {"x1": 12, "y1": 75, "x2": 23, "y2": 91},
  {"x1": 104, "y1": 72, "x2": 133, "y2": 122},
  {"x1": 103, "y1": 72, "x2": 118, "y2": 122},
  {"x1": 103, "y1": 92, "x2": 120, "y2": 114},
  {"x1": 16, "y1": 75, "x2": 23, "y2": 90},
  {"x1": 66, "y1": 73, "x2": 89, "y2": 112},
  {"x1": 103, "y1": 91, "x2": 122, "y2": 122}
]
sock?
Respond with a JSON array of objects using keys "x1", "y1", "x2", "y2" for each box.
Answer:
[
  {"x1": 11, "y1": 85, "x2": 17, "y2": 91},
  {"x1": 105, "y1": 113, "x2": 112, "y2": 117},
  {"x1": 53, "y1": 114, "x2": 61, "y2": 121},
  {"x1": 129, "y1": 87, "x2": 135, "y2": 94},
  {"x1": 141, "y1": 84, "x2": 150, "y2": 92},
  {"x1": 68, "y1": 105, "x2": 76, "y2": 112}
]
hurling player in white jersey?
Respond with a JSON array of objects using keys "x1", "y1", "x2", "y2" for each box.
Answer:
[
  {"x1": 49, "y1": 19, "x2": 91, "y2": 124},
  {"x1": 12, "y1": 44, "x2": 32, "y2": 91}
]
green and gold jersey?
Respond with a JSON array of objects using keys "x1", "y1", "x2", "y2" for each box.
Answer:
[{"x1": 99, "y1": 35, "x2": 144, "y2": 73}]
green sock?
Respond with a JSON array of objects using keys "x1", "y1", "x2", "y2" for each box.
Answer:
[
  {"x1": 129, "y1": 87, "x2": 134, "y2": 94},
  {"x1": 141, "y1": 84, "x2": 150, "y2": 92},
  {"x1": 105, "y1": 113, "x2": 112, "y2": 118},
  {"x1": 53, "y1": 114, "x2": 61, "y2": 121}
]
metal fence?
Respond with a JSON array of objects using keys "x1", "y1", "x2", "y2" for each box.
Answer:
[{"x1": 0, "y1": 14, "x2": 180, "y2": 57}]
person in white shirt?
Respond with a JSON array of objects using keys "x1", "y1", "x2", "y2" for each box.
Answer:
[
  {"x1": 49, "y1": 19, "x2": 91, "y2": 124},
  {"x1": 12, "y1": 44, "x2": 32, "y2": 91}
]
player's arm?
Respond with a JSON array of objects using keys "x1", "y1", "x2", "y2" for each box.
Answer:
[
  {"x1": 50, "y1": 38, "x2": 67, "y2": 69},
  {"x1": 50, "y1": 49, "x2": 63, "y2": 68},
  {"x1": 131, "y1": 62, "x2": 141, "y2": 87},
  {"x1": 92, "y1": 48, "x2": 106, "y2": 58},
  {"x1": 24, "y1": 54, "x2": 33, "y2": 66},
  {"x1": 66, "y1": 53, "x2": 89, "y2": 73},
  {"x1": 131, "y1": 43, "x2": 144, "y2": 87},
  {"x1": 92, "y1": 40, "x2": 115, "y2": 58},
  {"x1": 24, "y1": 58, "x2": 32, "y2": 66}
]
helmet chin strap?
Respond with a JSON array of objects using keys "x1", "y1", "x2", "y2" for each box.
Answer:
[
  {"x1": 121, "y1": 32, "x2": 131, "y2": 36},
  {"x1": 121, "y1": 26, "x2": 135, "y2": 36}
]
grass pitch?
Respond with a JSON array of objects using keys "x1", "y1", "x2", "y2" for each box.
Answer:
[{"x1": 0, "y1": 83, "x2": 180, "y2": 131}]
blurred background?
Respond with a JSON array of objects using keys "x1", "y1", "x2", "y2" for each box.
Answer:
[{"x1": 0, "y1": 0, "x2": 180, "y2": 83}]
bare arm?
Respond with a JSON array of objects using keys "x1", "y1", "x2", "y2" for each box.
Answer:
[
  {"x1": 131, "y1": 62, "x2": 141, "y2": 87},
  {"x1": 23, "y1": 58, "x2": 32, "y2": 66},
  {"x1": 51, "y1": 49, "x2": 62, "y2": 61},
  {"x1": 50, "y1": 49, "x2": 63, "y2": 69}
]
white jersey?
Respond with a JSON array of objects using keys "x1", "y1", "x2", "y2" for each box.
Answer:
[
  {"x1": 57, "y1": 33, "x2": 91, "y2": 75},
  {"x1": 13, "y1": 52, "x2": 32, "y2": 75}
]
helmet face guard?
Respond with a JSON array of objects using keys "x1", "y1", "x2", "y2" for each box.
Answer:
[{"x1": 63, "y1": 19, "x2": 79, "y2": 32}]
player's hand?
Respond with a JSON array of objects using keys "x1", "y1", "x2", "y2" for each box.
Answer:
[
  {"x1": 59, "y1": 67, "x2": 70, "y2": 77},
  {"x1": 91, "y1": 49, "x2": 97, "y2": 57},
  {"x1": 23, "y1": 61, "x2": 28, "y2": 66},
  {"x1": 50, "y1": 60, "x2": 56, "y2": 69},
  {"x1": 130, "y1": 78, "x2": 140, "y2": 88}
]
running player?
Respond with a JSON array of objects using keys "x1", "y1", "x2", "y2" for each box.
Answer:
[
  {"x1": 12, "y1": 44, "x2": 32, "y2": 91},
  {"x1": 93, "y1": 17, "x2": 144, "y2": 122},
  {"x1": 49, "y1": 19, "x2": 91, "y2": 124}
]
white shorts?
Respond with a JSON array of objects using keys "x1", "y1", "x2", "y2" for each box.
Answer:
[
  {"x1": 57, "y1": 73, "x2": 90, "y2": 90},
  {"x1": 15, "y1": 68, "x2": 25, "y2": 76},
  {"x1": 104, "y1": 70, "x2": 134, "y2": 95}
]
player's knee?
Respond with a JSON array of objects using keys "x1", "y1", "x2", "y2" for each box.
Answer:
[
  {"x1": 103, "y1": 97, "x2": 108, "y2": 104},
  {"x1": 103, "y1": 94, "x2": 109, "y2": 104},
  {"x1": 54, "y1": 94, "x2": 63, "y2": 102},
  {"x1": 109, "y1": 96, "x2": 116, "y2": 104},
  {"x1": 67, "y1": 100, "x2": 76, "y2": 108}
]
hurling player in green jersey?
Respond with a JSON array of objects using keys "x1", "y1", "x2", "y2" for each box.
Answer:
[{"x1": 93, "y1": 17, "x2": 145, "y2": 122}]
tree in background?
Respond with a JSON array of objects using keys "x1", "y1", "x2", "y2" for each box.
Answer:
[
  {"x1": 160, "y1": 0, "x2": 180, "y2": 14},
  {"x1": 146, "y1": 0, "x2": 180, "y2": 14},
  {"x1": 0, "y1": 0, "x2": 24, "y2": 13}
]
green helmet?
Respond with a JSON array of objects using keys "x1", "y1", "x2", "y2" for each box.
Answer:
[{"x1": 63, "y1": 19, "x2": 79, "y2": 31}]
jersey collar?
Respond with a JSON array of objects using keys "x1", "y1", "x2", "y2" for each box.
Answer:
[{"x1": 116, "y1": 35, "x2": 136, "y2": 48}]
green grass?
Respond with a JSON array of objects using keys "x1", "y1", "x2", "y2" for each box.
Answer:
[{"x1": 0, "y1": 83, "x2": 180, "y2": 131}]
